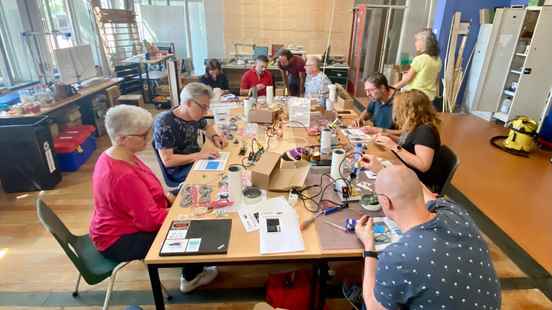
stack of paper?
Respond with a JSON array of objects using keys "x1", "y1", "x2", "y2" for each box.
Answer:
[
  {"x1": 238, "y1": 197, "x2": 305, "y2": 254},
  {"x1": 341, "y1": 128, "x2": 372, "y2": 144},
  {"x1": 259, "y1": 197, "x2": 304, "y2": 254},
  {"x1": 287, "y1": 97, "x2": 310, "y2": 128},
  {"x1": 192, "y1": 152, "x2": 230, "y2": 171}
]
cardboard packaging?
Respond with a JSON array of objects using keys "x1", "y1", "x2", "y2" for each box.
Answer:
[
  {"x1": 105, "y1": 85, "x2": 121, "y2": 106},
  {"x1": 118, "y1": 94, "x2": 145, "y2": 107},
  {"x1": 251, "y1": 152, "x2": 311, "y2": 191},
  {"x1": 248, "y1": 108, "x2": 278, "y2": 124}
]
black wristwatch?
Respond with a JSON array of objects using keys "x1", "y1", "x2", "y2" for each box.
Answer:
[
  {"x1": 394, "y1": 144, "x2": 402, "y2": 153},
  {"x1": 363, "y1": 250, "x2": 378, "y2": 259}
]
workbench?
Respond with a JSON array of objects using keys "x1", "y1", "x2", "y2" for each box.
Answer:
[
  {"x1": 0, "y1": 78, "x2": 121, "y2": 120},
  {"x1": 222, "y1": 63, "x2": 349, "y2": 94}
]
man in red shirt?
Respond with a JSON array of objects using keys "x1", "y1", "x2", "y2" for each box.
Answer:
[
  {"x1": 240, "y1": 55, "x2": 273, "y2": 96},
  {"x1": 277, "y1": 49, "x2": 306, "y2": 97}
]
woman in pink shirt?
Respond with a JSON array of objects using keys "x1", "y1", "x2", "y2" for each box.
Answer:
[{"x1": 90, "y1": 105, "x2": 217, "y2": 293}]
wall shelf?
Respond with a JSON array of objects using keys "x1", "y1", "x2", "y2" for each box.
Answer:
[
  {"x1": 494, "y1": 112, "x2": 509, "y2": 123},
  {"x1": 504, "y1": 89, "x2": 516, "y2": 97}
]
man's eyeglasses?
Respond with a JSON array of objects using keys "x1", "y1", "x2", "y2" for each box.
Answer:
[
  {"x1": 192, "y1": 99, "x2": 209, "y2": 112},
  {"x1": 374, "y1": 193, "x2": 393, "y2": 208}
]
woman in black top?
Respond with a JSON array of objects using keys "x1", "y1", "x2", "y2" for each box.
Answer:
[
  {"x1": 199, "y1": 59, "x2": 229, "y2": 91},
  {"x1": 363, "y1": 90, "x2": 442, "y2": 190}
]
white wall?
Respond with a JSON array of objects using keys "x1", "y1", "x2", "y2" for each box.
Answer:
[{"x1": 204, "y1": 0, "x2": 224, "y2": 58}]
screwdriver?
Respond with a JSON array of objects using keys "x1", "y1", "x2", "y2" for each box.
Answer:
[{"x1": 299, "y1": 204, "x2": 348, "y2": 231}]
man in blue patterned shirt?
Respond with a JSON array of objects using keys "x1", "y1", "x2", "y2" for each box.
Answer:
[
  {"x1": 153, "y1": 83, "x2": 227, "y2": 183},
  {"x1": 354, "y1": 165, "x2": 501, "y2": 309}
]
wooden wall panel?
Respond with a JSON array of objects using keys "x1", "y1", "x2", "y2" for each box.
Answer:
[{"x1": 223, "y1": 0, "x2": 354, "y2": 57}]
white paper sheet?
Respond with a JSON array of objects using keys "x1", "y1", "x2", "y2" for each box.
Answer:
[
  {"x1": 259, "y1": 197, "x2": 304, "y2": 254},
  {"x1": 192, "y1": 152, "x2": 230, "y2": 171},
  {"x1": 238, "y1": 205, "x2": 261, "y2": 232},
  {"x1": 341, "y1": 128, "x2": 372, "y2": 143}
]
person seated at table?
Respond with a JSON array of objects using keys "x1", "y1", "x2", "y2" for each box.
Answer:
[
  {"x1": 199, "y1": 59, "x2": 229, "y2": 92},
  {"x1": 277, "y1": 49, "x2": 306, "y2": 97},
  {"x1": 304, "y1": 55, "x2": 332, "y2": 99},
  {"x1": 153, "y1": 82, "x2": 227, "y2": 184},
  {"x1": 366, "y1": 90, "x2": 442, "y2": 191},
  {"x1": 240, "y1": 55, "x2": 273, "y2": 97},
  {"x1": 353, "y1": 73, "x2": 397, "y2": 134},
  {"x1": 353, "y1": 165, "x2": 501, "y2": 309},
  {"x1": 90, "y1": 105, "x2": 218, "y2": 294}
]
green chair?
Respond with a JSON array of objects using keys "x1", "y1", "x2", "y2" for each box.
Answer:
[{"x1": 36, "y1": 195, "x2": 171, "y2": 309}]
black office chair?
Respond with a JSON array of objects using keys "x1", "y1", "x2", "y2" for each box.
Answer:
[
  {"x1": 151, "y1": 141, "x2": 181, "y2": 189},
  {"x1": 434, "y1": 145, "x2": 460, "y2": 195}
]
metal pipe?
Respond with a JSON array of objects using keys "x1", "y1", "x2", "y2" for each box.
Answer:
[
  {"x1": 184, "y1": 0, "x2": 194, "y2": 69},
  {"x1": 378, "y1": 8, "x2": 393, "y2": 72}
]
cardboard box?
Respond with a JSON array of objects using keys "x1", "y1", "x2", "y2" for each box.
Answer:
[
  {"x1": 248, "y1": 108, "x2": 278, "y2": 124},
  {"x1": 105, "y1": 86, "x2": 121, "y2": 106},
  {"x1": 157, "y1": 84, "x2": 170, "y2": 96},
  {"x1": 251, "y1": 152, "x2": 311, "y2": 191},
  {"x1": 118, "y1": 94, "x2": 145, "y2": 107}
]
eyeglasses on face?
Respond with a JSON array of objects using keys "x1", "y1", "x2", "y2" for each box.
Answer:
[
  {"x1": 127, "y1": 129, "x2": 151, "y2": 138},
  {"x1": 192, "y1": 99, "x2": 209, "y2": 112}
]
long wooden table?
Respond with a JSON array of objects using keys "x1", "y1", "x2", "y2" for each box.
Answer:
[
  {"x1": 440, "y1": 113, "x2": 552, "y2": 275},
  {"x1": 144, "y1": 105, "x2": 394, "y2": 309},
  {"x1": 0, "y1": 78, "x2": 121, "y2": 119}
]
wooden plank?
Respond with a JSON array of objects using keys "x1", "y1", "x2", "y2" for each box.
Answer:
[
  {"x1": 444, "y1": 12, "x2": 462, "y2": 112},
  {"x1": 480, "y1": 8, "x2": 491, "y2": 24},
  {"x1": 457, "y1": 22, "x2": 470, "y2": 35},
  {"x1": 450, "y1": 35, "x2": 468, "y2": 112}
]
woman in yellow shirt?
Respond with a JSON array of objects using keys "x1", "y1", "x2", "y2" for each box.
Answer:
[{"x1": 394, "y1": 29, "x2": 442, "y2": 102}]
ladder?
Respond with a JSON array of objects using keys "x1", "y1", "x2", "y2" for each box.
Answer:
[{"x1": 92, "y1": 6, "x2": 143, "y2": 70}]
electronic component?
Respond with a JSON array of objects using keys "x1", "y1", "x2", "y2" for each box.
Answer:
[
  {"x1": 243, "y1": 186, "x2": 262, "y2": 204},
  {"x1": 239, "y1": 144, "x2": 247, "y2": 155}
]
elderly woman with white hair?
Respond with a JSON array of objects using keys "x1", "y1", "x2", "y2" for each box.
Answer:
[
  {"x1": 153, "y1": 82, "x2": 227, "y2": 184},
  {"x1": 393, "y1": 29, "x2": 442, "y2": 102},
  {"x1": 90, "y1": 105, "x2": 218, "y2": 294}
]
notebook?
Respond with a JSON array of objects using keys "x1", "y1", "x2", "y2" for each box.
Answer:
[{"x1": 159, "y1": 219, "x2": 232, "y2": 256}]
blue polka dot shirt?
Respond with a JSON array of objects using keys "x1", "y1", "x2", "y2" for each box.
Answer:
[{"x1": 374, "y1": 199, "x2": 501, "y2": 309}]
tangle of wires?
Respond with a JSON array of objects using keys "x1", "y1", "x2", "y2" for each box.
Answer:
[
  {"x1": 283, "y1": 171, "x2": 353, "y2": 214},
  {"x1": 286, "y1": 149, "x2": 364, "y2": 213}
]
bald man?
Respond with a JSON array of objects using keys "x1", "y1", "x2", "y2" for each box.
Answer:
[{"x1": 354, "y1": 165, "x2": 501, "y2": 310}]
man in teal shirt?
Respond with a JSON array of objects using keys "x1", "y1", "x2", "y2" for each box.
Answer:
[{"x1": 355, "y1": 73, "x2": 396, "y2": 133}]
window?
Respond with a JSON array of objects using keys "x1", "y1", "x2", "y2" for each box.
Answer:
[
  {"x1": 0, "y1": 0, "x2": 38, "y2": 87},
  {"x1": 42, "y1": 0, "x2": 75, "y2": 49},
  {"x1": 71, "y1": 0, "x2": 103, "y2": 66},
  {"x1": 40, "y1": 0, "x2": 108, "y2": 75},
  {"x1": 135, "y1": 0, "x2": 207, "y2": 75}
]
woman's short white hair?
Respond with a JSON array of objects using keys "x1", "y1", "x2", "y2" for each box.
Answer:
[
  {"x1": 180, "y1": 82, "x2": 213, "y2": 105},
  {"x1": 105, "y1": 105, "x2": 153, "y2": 144}
]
